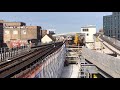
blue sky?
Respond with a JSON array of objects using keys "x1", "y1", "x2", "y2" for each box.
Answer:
[{"x1": 0, "y1": 12, "x2": 112, "y2": 34}]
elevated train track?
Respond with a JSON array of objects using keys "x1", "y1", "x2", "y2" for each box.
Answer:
[
  {"x1": 0, "y1": 42, "x2": 63, "y2": 78},
  {"x1": 99, "y1": 35, "x2": 120, "y2": 56}
]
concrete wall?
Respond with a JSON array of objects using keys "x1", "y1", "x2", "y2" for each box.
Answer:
[{"x1": 82, "y1": 47, "x2": 120, "y2": 78}]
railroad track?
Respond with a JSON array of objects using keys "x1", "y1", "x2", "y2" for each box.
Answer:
[
  {"x1": 0, "y1": 44, "x2": 53, "y2": 69},
  {"x1": 15, "y1": 42, "x2": 63, "y2": 78},
  {"x1": 0, "y1": 42, "x2": 63, "y2": 78},
  {"x1": 99, "y1": 36, "x2": 120, "y2": 56},
  {"x1": 100, "y1": 35, "x2": 120, "y2": 51}
]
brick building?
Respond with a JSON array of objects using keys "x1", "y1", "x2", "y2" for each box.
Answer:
[
  {"x1": 41, "y1": 30, "x2": 55, "y2": 38},
  {"x1": 41, "y1": 30, "x2": 47, "y2": 38},
  {"x1": 0, "y1": 23, "x2": 3, "y2": 47},
  {"x1": 1, "y1": 20, "x2": 42, "y2": 48}
]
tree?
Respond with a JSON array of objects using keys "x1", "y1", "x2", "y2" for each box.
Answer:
[{"x1": 74, "y1": 34, "x2": 80, "y2": 46}]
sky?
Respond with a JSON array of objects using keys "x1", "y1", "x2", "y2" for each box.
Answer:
[{"x1": 0, "y1": 12, "x2": 112, "y2": 34}]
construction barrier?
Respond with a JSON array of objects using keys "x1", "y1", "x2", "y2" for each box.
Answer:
[{"x1": 19, "y1": 43, "x2": 66, "y2": 78}]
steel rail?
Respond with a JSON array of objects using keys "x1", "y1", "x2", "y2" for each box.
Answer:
[{"x1": 0, "y1": 42, "x2": 63, "y2": 78}]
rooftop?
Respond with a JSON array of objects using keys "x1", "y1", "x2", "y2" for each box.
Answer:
[{"x1": 81, "y1": 25, "x2": 96, "y2": 28}]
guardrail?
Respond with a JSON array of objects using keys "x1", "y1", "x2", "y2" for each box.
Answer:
[
  {"x1": 15, "y1": 42, "x2": 66, "y2": 78},
  {"x1": 0, "y1": 42, "x2": 64, "y2": 78},
  {"x1": 100, "y1": 35, "x2": 120, "y2": 50},
  {"x1": 0, "y1": 46, "x2": 29, "y2": 62},
  {"x1": 82, "y1": 47, "x2": 120, "y2": 78}
]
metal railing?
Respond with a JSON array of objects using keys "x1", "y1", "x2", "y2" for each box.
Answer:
[
  {"x1": 15, "y1": 43, "x2": 66, "y2": 78},
  {"x1": 0, "y1": 46, "x2": 29, "y2": 62}
]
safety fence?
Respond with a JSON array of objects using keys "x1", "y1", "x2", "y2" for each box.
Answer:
[
  {"x1": 18, "y1": 43, "x2": 66, "y2": 78},
  {"x1": 82, "y1": 47, "x2": 120, "y2": 78},
  {"x1": 0, "y1": 46, "x2": 29, "y2": 62}
]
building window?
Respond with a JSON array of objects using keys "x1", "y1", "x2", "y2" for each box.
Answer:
[
  {"x1": 87, "y1": 33, "x2": 89, "y2": 36},
  {"x1": 13, "y1": 30, "x2": 18, "y2": 34},
  {"x1": 4, "y1": 31, "x2": 9, "y2": 35},
  {"x1": 83, "y1": 29, "x2": 89, "y2": 32},
  {"x1": 22, "y1": 30, "x2": 26, "y2": 34},
  {"x1": 118, "y1": 35, "x2": 120, "y2": 38}
]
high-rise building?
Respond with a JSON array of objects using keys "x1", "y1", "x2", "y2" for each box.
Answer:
[{"x1": 103, "y1": 12, "x2": 120, "y2": 40}]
